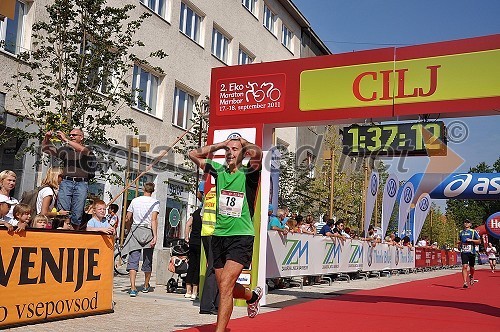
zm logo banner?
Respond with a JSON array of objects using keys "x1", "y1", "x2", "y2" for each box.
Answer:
[
  {"x1": 322, "y1": 242, "x2": 342, "y2": 269},
  {"x1": 348, "y1": 244, "x2": 363, "y2": 268},
  {"x1": 281, "y1": 240, "x2": 308, "y2": 271}
]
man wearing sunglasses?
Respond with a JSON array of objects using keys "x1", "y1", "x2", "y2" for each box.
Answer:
[{"x1": 42, "y1": 128, "x2": 95, "y2": 228}]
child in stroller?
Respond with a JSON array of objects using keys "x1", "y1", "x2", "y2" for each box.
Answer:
[{"x1": 167, "y1": 240, "x2": 189, "y2": 293}]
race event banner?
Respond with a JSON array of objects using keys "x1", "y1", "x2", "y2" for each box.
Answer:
[
  {"x1": 0, "y1": 230, "x2": 114, "y2": 328},
  {"x1": 266, "y1": 231, "x2": 414, "y2": 278}
]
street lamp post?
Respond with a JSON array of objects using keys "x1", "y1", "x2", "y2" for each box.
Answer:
[
  {"x1": 322, "y1": 147, "x2": 335, "y2": 219},
  {"x1": 329, "y1": 148, "x2": 335, "y2": 219},
  {"x1": 430, "y1": 208, "x2": 434, "y2": 243}
]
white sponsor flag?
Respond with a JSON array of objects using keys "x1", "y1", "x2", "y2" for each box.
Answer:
[
  {"x1": 364, "y1": 171, "x2": 379, "y2": 236},
  {"x1": 381, "y1": 174, "x2": 399, "y2": 238},
  {"x1": 414, "y1": 193, "x2": 431, "y2": 241},
  {"x1": 398, "y1": 182, "x2": 414, "y2": 236}
]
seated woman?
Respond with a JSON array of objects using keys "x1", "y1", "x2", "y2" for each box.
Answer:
[
  {"x1": 0, "y1": 170, "x2": 25, "y2": 231},
  {"x1": 36, "y1": 167, "x2": 69, "y2": 220}
]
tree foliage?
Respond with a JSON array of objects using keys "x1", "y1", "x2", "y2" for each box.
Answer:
[
  {"x1": 2, "y1": 0, "x2": 166, "y2": 158},
  {"x1": 172, "y1": 98, "x2": 210, "y2": 197},
  {"x1": 276, "y1": 146, "x2": 317, "y2": 213},
  {"x1": 277, "y1": 125, "x2": 372, "y2": 230},
  {"x1": 419, "y1": 203, "x2": 457, "y2": 248}
]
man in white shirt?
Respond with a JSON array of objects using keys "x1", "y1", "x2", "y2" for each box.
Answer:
[{"x1": 123, "y1": 182, "x2": 160, "y2": 297}]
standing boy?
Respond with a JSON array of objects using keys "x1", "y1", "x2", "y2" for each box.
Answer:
[{"x1": 86, "y1": 200, "x2": 116, "y2": 235}]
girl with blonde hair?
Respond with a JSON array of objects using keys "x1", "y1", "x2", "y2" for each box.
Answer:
[
  {"x1": 36, "y1": 167, "x2": 69, "y2": 219},
  {"x1": 31, "y1": 214, "x2": 49, "y2": 229}
]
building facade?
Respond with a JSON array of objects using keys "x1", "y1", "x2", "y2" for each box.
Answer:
[{"x1": 0, "y1": 0, "x2": 329, "y2": 274}]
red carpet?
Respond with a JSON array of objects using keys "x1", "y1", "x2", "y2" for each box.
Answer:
[{"x1": 179, "y1": 269, "x2": 500, "y2": 331}]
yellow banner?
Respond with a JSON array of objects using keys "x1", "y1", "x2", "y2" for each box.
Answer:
[
  {"x1": 0, "y1": 230, "x2": 114, "y2": 327},
  {"x1": 299, "y1": 49, "x2": 500, "y2": 111}
]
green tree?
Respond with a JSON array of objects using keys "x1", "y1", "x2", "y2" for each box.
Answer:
[
  {"x1": 2, "y1": 0, "x2": 166, "y2": 163},
  {"x1": 276, "y1": 146, "x2": 318, "y2": 213},
  {"x1": 419, "y1": 203, "x2": 450, "y2": 246},
  {"x1": 172, "y1": 98, "x2": 210, "y2": 199},
  {"x1": 285, "y1": 125, "x2": 366, "y2": 227}
]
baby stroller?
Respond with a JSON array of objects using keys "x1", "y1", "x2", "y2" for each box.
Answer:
[{"x1": 166, "y1": 239, "x2": 189, "y2": 293}]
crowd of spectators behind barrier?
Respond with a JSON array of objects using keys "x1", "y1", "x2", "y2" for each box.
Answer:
[
  {"x1": 267, "y1": 205, "x2": 415, "y2": 248},
  {"x1": 0, "y1": 169, "x2": 119, "y2": 235},
  {"x1": 266, "y1": 205, "x2": 427, "y2": 289}
]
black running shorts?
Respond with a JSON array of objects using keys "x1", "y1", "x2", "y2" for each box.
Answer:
[
  {"x1": 212, "y1": 235, "x2": 254, "y2": 269},
  {"x1": 461, "y1": 252, "x2": 475, "y2": 267}
]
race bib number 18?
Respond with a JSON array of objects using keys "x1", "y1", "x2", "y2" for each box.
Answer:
[{"x1": 219, "y1": 190, "x2": 245, "y2": 217}]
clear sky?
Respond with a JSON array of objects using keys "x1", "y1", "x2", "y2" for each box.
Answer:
[{"x1": 293, "y1": 0, "x2": 500, "y2": 177}]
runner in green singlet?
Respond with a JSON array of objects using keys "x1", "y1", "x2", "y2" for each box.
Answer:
[{"x1": 189, "y1": 136, "x2": 263, "y2": 332}]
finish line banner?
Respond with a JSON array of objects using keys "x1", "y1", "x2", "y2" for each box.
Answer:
[
  {"x1": 0, "y1": 230, "x2": 114, "y2": 328},
  {"x1": 266, "y1": 231, "x2": 414, "y2": 278}
]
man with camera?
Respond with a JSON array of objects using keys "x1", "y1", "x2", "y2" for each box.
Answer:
[{"x1": 42, "y1": 128, "x2": 95, "y2": 228}]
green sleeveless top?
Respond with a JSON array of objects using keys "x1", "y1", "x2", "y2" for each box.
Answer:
[{"x1": 205, "y1": 159, "x2": 260, "y2": 236}]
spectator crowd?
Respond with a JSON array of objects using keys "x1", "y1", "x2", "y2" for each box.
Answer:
[
  {"x1": 0, "y1": 128, "x2": 121, "y2": 235},
  {"x1": 267, "y1": 204, "x2": 415, "y2": 250}
]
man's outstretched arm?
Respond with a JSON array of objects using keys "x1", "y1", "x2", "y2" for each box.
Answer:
[{"x1": 41, "y1": 131, "x2": 57, "y2": 156}]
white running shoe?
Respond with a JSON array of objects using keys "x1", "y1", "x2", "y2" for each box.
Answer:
[{"x1": 247, "y1": 286, "x2": 263, "y2": 318}]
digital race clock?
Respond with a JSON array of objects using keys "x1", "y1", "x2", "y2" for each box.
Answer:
[{"x1": 342, "y1": 122, "x2": 446, "y2": 156}]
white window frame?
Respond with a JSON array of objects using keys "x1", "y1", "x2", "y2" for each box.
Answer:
[
  {"x1": 82, "y1": 41, "x2": 119, "y2": 95},
  {"x1": 0, "y1": 0, "x2": 27, "y2": 55},
  {"x1": 96, "y1": 65, "x2": 120, "y2": 95},
  {"x1": 242, "y1": 0, "x2": 256, "y2": 15},
  {"x1": 132, "y1": 65, "x2": 160, "y2": 116},
  {"x1": 179, "y1": 2, "x2": 202, "y2": 44},
  {"x1": 172, "y1": 86, "x2": 196, "y2": 129},
  {"x1": 211, "y1": 27, "x2": 229, "y2": 63},
  {"x1": 238, "y1": 48, "x2": 253, "y2": 65},
  {"x1": 140, "y1": 0, "x2": 169, "y2": 20},
  {"x1": 281, "y1": 24, "x2": 293, "y2": 51},
  {"x1": 263, "y1": 4, "x2": 277, "y2": 36}
]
